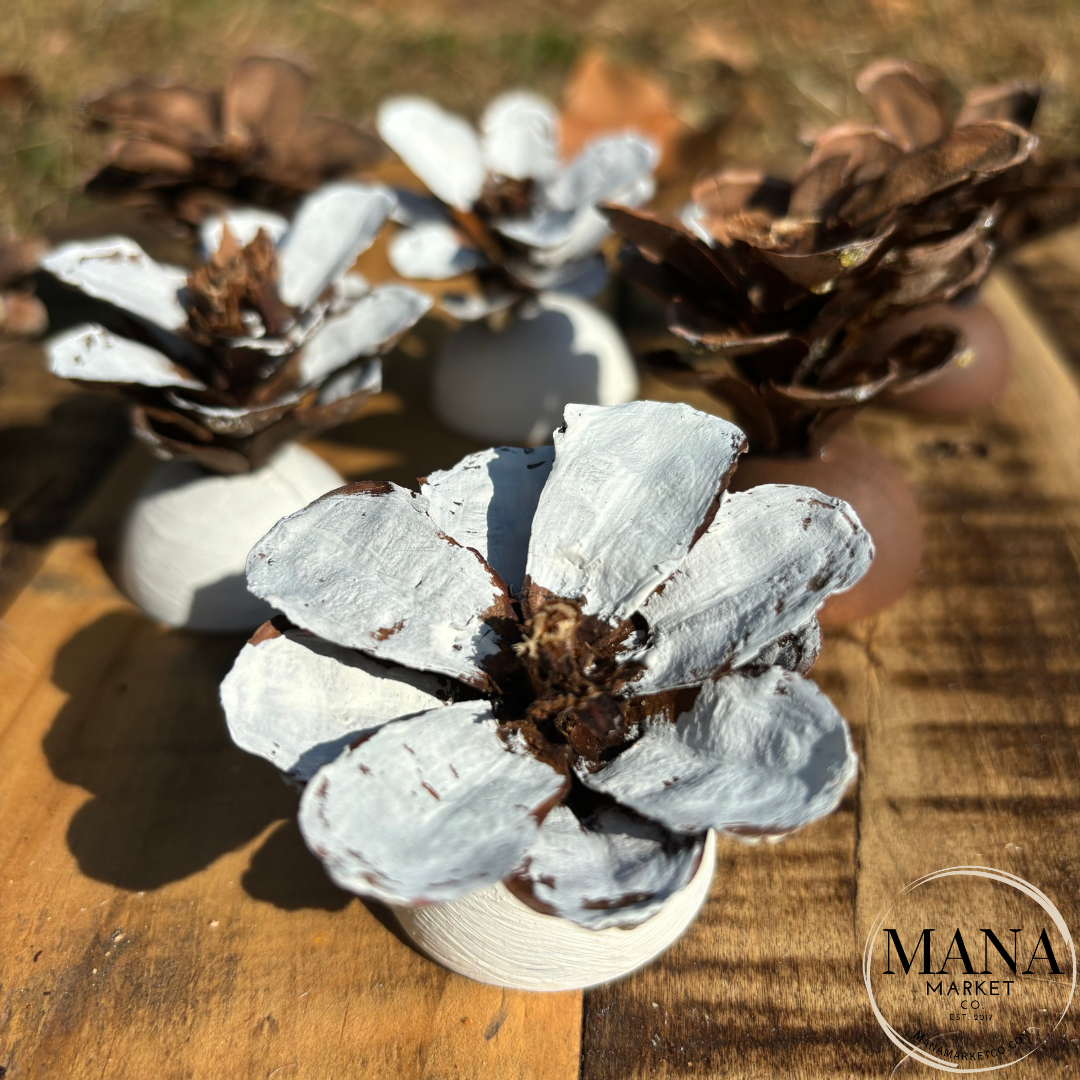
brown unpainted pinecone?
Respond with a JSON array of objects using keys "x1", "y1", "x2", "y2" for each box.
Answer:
[
  {"x1": 607, "y1": 60, "x2": 1080, "y2": 455},
  {"x1": 84, "y1": 54, "x2": 385, "y2": 226}
]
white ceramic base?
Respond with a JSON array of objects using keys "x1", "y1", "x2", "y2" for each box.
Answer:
[
  {"x1": 431, "y1": 292, "x2": 639, "y2": 445},
  {"x1": 393, "y1": 831, "x2": 716, "y2": 991},
  {"x1": 119, "y1": 443, "x2": 345, "y2": 632}
]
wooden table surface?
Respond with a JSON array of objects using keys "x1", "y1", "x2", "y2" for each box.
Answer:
[{"x1": 1, "y1": 272, "x2": 1079, "y2": 1079}]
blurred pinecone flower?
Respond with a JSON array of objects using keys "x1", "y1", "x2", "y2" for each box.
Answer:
[
  {"x1": 43, "y1": 184, "x2": 429, "y2": 473},
  {"x1": 608, "y1": 60, "x2": 1058, "y2": 454},
  {"x1": 376, "y1": 92, "x2": 658, "y2": 320},
  {"x1": 85, "y1": 54, "x2": 384, "y2": 227}
]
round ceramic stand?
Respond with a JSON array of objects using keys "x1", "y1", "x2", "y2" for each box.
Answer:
[
  {"x1": 431, "y1": 292, "x2": 639, "y2": 445},
  {"x1": 119, "y1": 443, "x2": 345, "y2": 633},
  {"x1": 392, "y1": 832, "x2": 716, "y2": 991}
]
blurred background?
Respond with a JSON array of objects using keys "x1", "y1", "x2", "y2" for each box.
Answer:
[{"x1": 2, "y1": 0, "x2": 1080, "y2": 234}]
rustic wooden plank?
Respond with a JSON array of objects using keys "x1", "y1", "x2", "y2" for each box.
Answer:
[
  {"x1": 0, "y1": 316, "x2": 580, "y2": 1080},
  {"x1": 0, "y1": 534, "x2": 581, "y2": 1080},
  {"x1": 6, "y1": 267, "x2": 1080, "y2": 1078},
  {"x1": 580, "y1": 272, "x2": 1080, "y2": 1078}
]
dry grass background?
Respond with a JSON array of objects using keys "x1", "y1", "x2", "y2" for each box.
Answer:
[{"x1": 1, "y1": 0, "x2": 1079, "y2": 235}]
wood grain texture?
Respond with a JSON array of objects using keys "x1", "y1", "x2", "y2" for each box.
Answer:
[
  {"x1": 0, "y1": 535, "x2": 581, "y2": 1080},
  {"x1": 581, "y1": 272, "x2": 1080, "y2": 1078},
  {"x1": 4, "y1": 270, "x2": 1080, "y2": 1079}
]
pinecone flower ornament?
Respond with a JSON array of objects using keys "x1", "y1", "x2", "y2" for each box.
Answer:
[
  {"x1": 85, "y1": 55, "x2": 384, "y2": 226},
  {"x1": 221, "y1": 399, "x2": 872, "y2": 985},
  {"x1": 608, "y1": 59, "x2": 1044, "y2": 453},
  {"x1": 43, "y1": 183, "x2": 430, "y2": 473},
  {"x1": 0, "y1": 235, "x2": 48, "y2": 338},
  {"x1": 375, "y1": 92, "x2": 656, "y2": 445},
  {"x1": 377, "y1": 91, "x2": 659, "y2": 319}
]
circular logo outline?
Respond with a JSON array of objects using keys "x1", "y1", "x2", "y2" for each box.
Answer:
[{"x1": 862, "y1": 865, "x2": 1076, "y2": 1073}]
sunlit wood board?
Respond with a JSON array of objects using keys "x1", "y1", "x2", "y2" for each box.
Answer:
[{"x1": 1, "y1": 273, "x2": 1078, "y2": 1077}]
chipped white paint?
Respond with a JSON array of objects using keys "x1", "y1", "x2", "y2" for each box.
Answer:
[
  {"x1": 421, "y1": 445, "x2": 554, "y2": 593},
  {"x1": 246, "y1": 482, "x2": 510, "y2": 688},
  {"x1": 514, "y1": 805, "x2": 705, "y2": 929},
  {"x1": 377, "y1": 98, "x2": 487, "y2": 211},
  {"x1": 47, "y1": 323, "x2": 206, "y2": 389},
  {"x1": 42, "y1": 237, "x2": 189, "y2": 330},
  {"x1": 393, "y1": 830, "x2": 715, "y2": 990},
  {"x1": 120, "y1": 443, "x2": 345, "y2": 631},
  {"x1": 632, "y1": 485, "x2": 874, "y2": 693},
  {"x1": 277, "y1": 182, "x2": 396, "y2": 310},
  {"x1": 480, "y1": 91, "x2": 560, "y2": 182},
  {"x1": 298, "y1": 285, "x2": 431, "y2": 385},
  {"x1": 221, "y1": 629, "x2": 449, "y2": 781},
  {"x1": 431, "y1": 293, "x2": 638, "y2": 444},
  {"x1": 388, "y1": 222, "x2": 485, "y2": 281},
  {"x1": 297, "y1": 702, "x2": 566, "y2": 905},
  {"x1": 526, "y1": 400, "x2": 746, "y2": 620},
  {"x1": 578, "y1": 668, "x2": 859, "y2": 836}
]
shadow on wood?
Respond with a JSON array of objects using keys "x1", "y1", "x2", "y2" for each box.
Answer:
[{"x1": 41, "y1": 609, "x2": 351, "y2": 911}]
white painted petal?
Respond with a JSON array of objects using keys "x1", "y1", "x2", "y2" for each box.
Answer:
[
  {"x1": 199, "y1": 208, "x2": 289, "y2": 258},
  {"x1": 377, "y1": 97, "x2": 486, "y2": 211},
  {"x1": 525, "y1": 401, "x2": 747, "y2": 620},
  {"x1": 164, "y1": 389, "x2": 303, "y2": 436},
  {"x1": 315, "y1": 358, "x2": 382, "y2": 405},
  {"x1": 47, "y1": 323, "x2": 205, "y2": 389},
  {"x1": 508, "y1": 255, "x2": 607, "y2": 297},
  {"x1": 298, "y1": 284, "x2": 431, "y2": 386},
  {"x1": 631, "y1": 485, "x2": 873, "y2": 694},
  {"x1": 328, "y1": 272, "x2": 371, "y2": 313},
  {"x1": 297, "y1": 701, "x2": 567, "y2": 905},
  {"x1": 421, "y1": 445, "x2": 554, "y2": 594},
  {"x1": 513, "y1": 805, "x2": 705, "y2": 929},
  {"x1": 536, "y1": 175, "x2": 656, "y2": 268},
  {"x1": 389, "y1": 188, "x2": 452, "y2": 227},
  {"x1": 494, "y1": 209, "x2": 578, "y2": 249},
  {"x1": 480, "y1": 91, "x2": 560, "y2": 182},
  {"x1": 277, "y1": 182, "x2": 396, "y2": 310},
  {"x1": 544, "y1": 135, "x2": 658, "y2": 213},
  {"x1": 42, "y1": 237, "x2": 188, "y2": 331},
  {"x1": 388, "y1": 223, "x2": 485, "y2": 280},
  {"x1": 439, "y1": 288, "x2": 519, "y2": 322},
  {"x1": 579, "y1": 668, "x2": 858, "y2": 835},
  {"x1": 221, "y1": 627, "x2": 450, "y2": 782},
  {"x1": 246, "y1": 481, "x2": 513, "y2": 688}
]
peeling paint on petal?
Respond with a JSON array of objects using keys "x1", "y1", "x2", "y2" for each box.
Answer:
[
  {"x1": 221, "y1": 628, "x2": 451, "y2": 782},
  {"x1": 297, "y1": 702, "x2": 567, "y2": 905},
  {"x1": 578, "y1": 668, "x2": 858, "y2": 836},
  {"x1": 246, "y1": 480, "x2": 513, "y2": 688},
  {"x1": 508, "y1": 805, "x2": 705, "y2": 929},
  {"x1": 421, "y1": 445, "x2": 554, "y2": 595},
  {"x1": 630, "y1": 484, "x2": 872, "y2": 693},
  {"x1": 48, "y1": 323, "x2": 206, "y2": 389},
  {"x1": 42, "y1": 237, "x2": 189, "y2": 331},
  {"x1": 525, "y1": 400, "x2": 746, "y2": 620}
]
